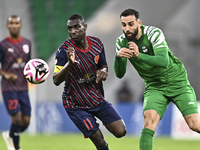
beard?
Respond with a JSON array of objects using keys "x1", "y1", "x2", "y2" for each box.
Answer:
[{"x1": 124, "y1": 27, "x2": 138, "y2": 41}]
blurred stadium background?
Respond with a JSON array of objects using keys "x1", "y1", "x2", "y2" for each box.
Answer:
[{"x1": 0, "y1": 0, "x2": 200, "y2": 141}]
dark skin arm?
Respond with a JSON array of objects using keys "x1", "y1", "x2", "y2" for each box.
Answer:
[
  {"x1": 53, "y1": 47, "x2": 75, "y2": 86},
  {"x1": 53, "y1": 46, "x2": 108, "y2": 85},
  {"x1": 0, "y1": 69, "x2": 17, "y2": 81},
  {"x1": 96, "y1": 65, "x2": 108, "y2": 83}
]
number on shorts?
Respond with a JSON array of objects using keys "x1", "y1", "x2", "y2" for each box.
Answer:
[{"x1": 8, "y1": 99, "x2": 18, "y2": 110}]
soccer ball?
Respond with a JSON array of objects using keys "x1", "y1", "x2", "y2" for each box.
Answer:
[{"x1": 23, "y1": 58, "x2": 50, "y2": 84}]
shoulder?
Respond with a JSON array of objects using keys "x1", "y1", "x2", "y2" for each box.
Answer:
[
  {"x1": 116, "y1": 34, "x2": 128, "y2": 50},
  {"x1": 55, "y1": 40, "x2": 72, "y2": 56},
  {"x1": 143, "y1": 25, "x2": 164, "y2": 38},
  {"x1": 21, "y1": 36, "x2": 31, "y2": 44},
  {"x1": 0, "y1": 38, "x2": 8, "y2": 44},
  {"x1": 59, "y1": 39, "x2": 71, "y2": 50},
  {"x1": 143, "y1": 25, "x2": 165, "y2": 43},
  {"x1": 88, "y1": 36, "x2": 103, "y2": 45},
  {"x1": 116, "y1": 34, "x2": 126, "y2": 43}
]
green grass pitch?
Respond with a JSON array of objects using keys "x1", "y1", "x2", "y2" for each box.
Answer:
[{"x1": 0, "y1": 133, "x2": 199, "y2": 150}]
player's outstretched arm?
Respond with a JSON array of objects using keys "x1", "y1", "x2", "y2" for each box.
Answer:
[
  {"x1": 53, "y1": 47, "x2": 75, "y2": 86},
  {"x1": 114, "y1": 52, "x2": 127, "y2": 79},
  {"x1": 96, "y1": 65, "x2": 108, "y2": 83},
  {"x1": 0, "y1": 69, "x2": 17, "y2": 81}
]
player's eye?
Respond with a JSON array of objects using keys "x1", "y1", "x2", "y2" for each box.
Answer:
[
  {"x1": 128, "y1": 23, "x2": 134, "y2": 26},
  {"x1": 68, "y1": 27, "x2": 72, "y2": 31},
  {"x1": 121, "y1": 23, "x2": 126, "y2": 27},
  {"x1": 74, "y1": 25, "x2": 81, "y2": 30}
]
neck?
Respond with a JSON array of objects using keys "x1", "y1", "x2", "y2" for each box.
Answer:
[
  {"x1": 135, "y1": 27, "x2": 142, "y2": 40},
  {"x1": 74, "y1": 37, "x2": 88, "y2": 50},
  {"x1": 9, "y1": 35, "x2": 21, "y2": 41}
]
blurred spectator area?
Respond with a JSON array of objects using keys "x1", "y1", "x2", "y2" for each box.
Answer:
[{"x1": 30, "y1": 0, "x2": 107, "y2": 61}]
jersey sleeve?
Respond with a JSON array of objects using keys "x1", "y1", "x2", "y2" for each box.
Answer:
[
  {"x1": 54, "y1": 45, "x2": 68, "y2": 74},
  {"x1": 28, "y1": 42, "x2": 31, "y2": 60},
  {"x1": 114, "y1": 36, "x2": 128, "y2": 78},
  {"x1": 97, "y1": 43, "x2": 107, "y2": 69},
  {"x1": 0, "y1": 44, "x2": 4, "y2": 62},
  {"x1": 138, "y1": 27, "x2": 169, "y2": 68}
]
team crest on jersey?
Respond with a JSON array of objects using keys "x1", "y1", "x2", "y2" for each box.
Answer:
[
  {"x1": 84, "y1": 73, "x2": 91, "y2": 78},
  {"x1": 142, "y1": 46, "x2": 148, "y2": 53},
  {"x1": 94, "y1": 55, "x2": 99, "y2": 64},
  {"x1": 23, "y1": 44, "x2": 29, "y2": 54}
]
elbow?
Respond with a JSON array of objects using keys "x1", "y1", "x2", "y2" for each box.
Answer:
[
  {"x1": 116, "y1": 74, "x2": 124, "y2": 79},
  {"x1": 53, "y1": 80, "x2": 60, "y2": 86},
  {"x1": 53, "y1": 75, "x2": 61, "y2": 86},
  {"x1": 115, "y1": 71, "x2": 125, "y2": 79}
]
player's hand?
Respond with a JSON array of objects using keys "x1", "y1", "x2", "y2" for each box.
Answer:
[
  {"x1": 117, "y1": 47, "x2": 134, "y2": 58},
  {"x1": 128, "y1": 42, "x2": 139, "y2": 58},
  {"x1": 67, "y1": 47, "x2": 75, "y2": 64},
  {"x1": 96, "y1": 68, "x2": 108, "y2": 83},
  {"x1": 3, "y1": 73, "x2": 17, "y2": 81}
]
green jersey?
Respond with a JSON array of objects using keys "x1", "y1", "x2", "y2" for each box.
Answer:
[{"x1": 114, "y1": 25, "x2": 190, "y2": 90}]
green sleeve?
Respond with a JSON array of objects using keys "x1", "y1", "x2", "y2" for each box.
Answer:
[
  {"x1": 114, "y1": 53, "x2": 127, "y2": 78},
  {"x1": 137, "y1": 50, "x2": 169, "y2": 68}
]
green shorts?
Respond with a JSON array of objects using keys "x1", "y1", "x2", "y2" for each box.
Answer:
[{"x1": 143, "y1": 85, "x2": 198, "y2": 119}]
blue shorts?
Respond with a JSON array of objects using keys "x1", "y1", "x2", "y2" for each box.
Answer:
[
  {"x1": 2, "y1": 91, "x2": 31, "y2": 116},
  {"x1": 65, "y1": 100, "x2": 122, "y2": 138}
]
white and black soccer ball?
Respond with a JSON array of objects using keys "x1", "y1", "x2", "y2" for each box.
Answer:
[{"x1": 23, "y1": 58, "x2": 50, "y2": 84}]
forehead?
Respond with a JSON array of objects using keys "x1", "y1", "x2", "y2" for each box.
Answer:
[
  {"x1": 67, "y1": 19, "x2": 82, "y2": 27},
  {"x1": 121, "y1": 15, "x2": 137, "y2": 23},
  {"x1": 7, "y1": 17, "x2": 21, "y2": 23}
]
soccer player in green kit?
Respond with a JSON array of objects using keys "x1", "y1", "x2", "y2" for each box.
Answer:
[{"x1": 114, "y1": 8, "x2": 200, "y2": 150}]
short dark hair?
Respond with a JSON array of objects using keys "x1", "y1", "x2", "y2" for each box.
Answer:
[
  {"x1": 120, "y1": 9, "x2": 139, "y2": 19},
  {"x1": 68, "y1": 14, "x2": 84, "y2": 21},
  {"x1": 7, "y1": 15, "x2": 21, "y2": 23}
]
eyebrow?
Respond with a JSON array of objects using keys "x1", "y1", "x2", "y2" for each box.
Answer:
[
  {"x1": 67, "y1": 22, "x2": 80, "y2": 28},
  {"x1": 121, "y1": 21, "x2": 134, "y2": 24}
]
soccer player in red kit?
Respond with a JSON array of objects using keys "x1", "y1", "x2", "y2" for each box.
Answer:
[
  {"x1": 0, "y1": 15, "x2": 31, "y2": 150},
  {"x1": 53, "y1": 14, "x2": 126, "y2": 150}
]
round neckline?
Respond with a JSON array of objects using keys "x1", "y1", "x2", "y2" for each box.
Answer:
[
  {"x1": 70, "y1": 36, "x2": 91, "y2": 53},
  {"x1": 7, "y1": 36, "x2": 22, "y2": 43}
]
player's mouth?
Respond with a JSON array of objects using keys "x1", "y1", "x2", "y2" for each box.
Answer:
[
  {"x1": 126, "y1": 32, "x2": 133, "y2": 37},
  {"x1": 71, "y1": 34, "x2": 79, "y2": 39}
]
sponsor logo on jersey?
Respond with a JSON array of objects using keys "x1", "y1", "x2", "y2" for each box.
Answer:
[
  {"x1": 84, "y1": 73, "x2": 91, "y2": 78},
  {"x1": 188, "y1": 102, "x2": 194, "y2": 105},
  {"x1": 142, "y1": 46, "x2": 148, "y2": 53},
  {"x1": 8, "y1": 48, "x2": 14, "y2": 53},
  {"x1": 17, "y1": 58, "x2": 22, "y2": 63},
  {"x1": 78, "y1": 73, "x2": 95, "y2": 83},
  {"x1": 74, "y1": 60, "x2": 80, "y2": 64},
  {"x1": 94, "y1": 55, "x2": 99, "y2": 64},
  {"x1": 143, "y1": 99, "x2": 148, "y2": 107},
  {"x1": 23, "y1": 44, "x2": 29, "y2": 54}
]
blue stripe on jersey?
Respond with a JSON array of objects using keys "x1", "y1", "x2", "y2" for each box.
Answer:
[
  {"x1": 0, "y1": 36, "x2": 31, "y2": 91},
  {"x1": 55, "y1": 36, "x2": 106, "y2": 109}
]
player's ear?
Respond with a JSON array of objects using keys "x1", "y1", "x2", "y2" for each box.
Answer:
[{"x1": 138, "y1": 19, "x2": 142, "y2": 26}]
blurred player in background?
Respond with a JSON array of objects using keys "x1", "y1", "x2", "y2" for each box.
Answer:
[
  {"x1": 0, "y1": 15, "x2": 31, "y2": 150},
  {"x1": 53, "y1": 14, "x2": 126, "y2": 150},
  {"x1": 114, "y1": 8, "x2": 200, "y2": 150}
]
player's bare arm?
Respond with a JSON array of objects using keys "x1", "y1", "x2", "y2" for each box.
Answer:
[
  {"x1": 117, "y1": 47, "x2": 134, "y2": 58},
  {"x1": 67, "y1": 46, "x2": 75, "y2": 64},
  {"x1": 53, "y1": 47, "x2": 75, "y2": 86},
  {"x1": 128, "y1": 42, "x2": 139, "y2": 58},
  {"x1": 0, "y1": 69, "x2": 17, "y2": 81},
  {"x1": 96, "y1": 65, "x2": 108, "y2": 83}
]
